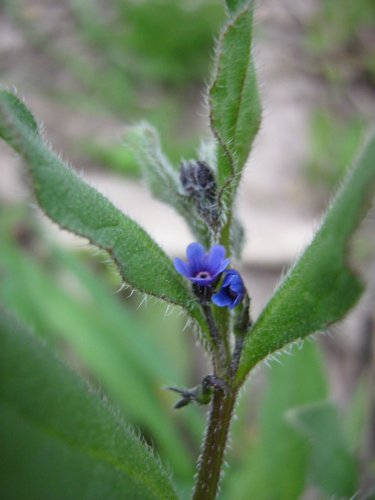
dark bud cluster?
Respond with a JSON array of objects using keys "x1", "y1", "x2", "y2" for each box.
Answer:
[
  {"x1": 180, "y1": 160, "x2": 219, "y2": 228},
  {"x1": 180, "y1": 160, "x2": 216, "y2": 200}
]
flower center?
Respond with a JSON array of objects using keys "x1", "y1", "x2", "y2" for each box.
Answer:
[{"x1": 196, "y1": 271, "x2": 211, "y2": 280}]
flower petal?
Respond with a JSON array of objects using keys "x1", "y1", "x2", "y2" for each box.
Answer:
[
  {"x1": 212, "y1": 289, "x2": 233, "y2": 307},
  {"x1": 206, "y1": 245, "x2": 227, "y2": 274},
  {"x1": 215, "y1": 258, "x2": 231, "y2": 276},
  {"x1": 227, "y1": 272, "x2": 244, "y2": 292},
  {"x1": 231, "y1": 294, "x2": 243, "y2": 308},
  {"x1": 186, "y1": 242, "x2": 206, "y2": 275},
  {"x1": 174, "y1": 258, "x2": 191, "y2": 277},
  {"x1": 221, "y1": 271, "x2": 234, "y2": 287},
  {"x1": 212, "y1": 269, "x2": 245, "y2": 308}
]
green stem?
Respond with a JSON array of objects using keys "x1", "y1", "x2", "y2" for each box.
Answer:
[
  {"x1": 192, "y1": 388, "x2": 238, "y2": 500},
  {"x1": 201, "y1": 303, "x2": 228, "y2": 374},
  {"x1": 230, "y1": 334, "x2": 245, "y2": 378},
  {"x1": 214, "y1": 307, "x2": 231, "y2": 367},
  {"x1": 192, "y1": 184, "x2": 243, "y2": 498}
]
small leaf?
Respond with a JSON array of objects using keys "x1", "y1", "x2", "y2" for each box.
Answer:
[
  {"x1": 209, "y1": 3, "x2": 261, "y2": 194},
  {"x1": 0, "y1": 90, "x2": 205, "y2": 327},
  {"x1": 124, "y1": 122, "x2": 212, "y2": 248},
  {"x1": 0, "y1": 307, "x2": 178, "y2": 499},
  {"x1": 124, "y1": 123, "x2": 181, "y2": 205},
  {"x1": 0, "y1": 90, "x2": 39, "y2": 144},
  {"x1": 236, "y1": 131, "x2": 375, "y2": 384},
  {"x1": 288, "y1": 402, "x2": 358, "y2": 497}
]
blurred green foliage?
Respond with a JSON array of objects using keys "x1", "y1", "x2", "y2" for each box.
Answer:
[
  {"x1": 306, "y1": 0, "x2": 375, "y2": 85},
  {"x1": 73, "y1": 0, "x2": 224, "y2": 85},
  {"x1": 0, "y1": 307, "x2": 179, "y2": 500},
  {"x1": 226, "y1": 342, "x2": 328, "y2": 500},
  {"x1": 226, "y1": 342, "x2": 366, "y2": 500},
  {"x1": 306, "y1": 110, "x2": 366, "y2": 189},
  {"x1": 289, "y1": 402, "x2": 359, "y2": 498},
  {"x1": 4, "y1": 0, "x2": 224, "y2": 168},
  {"x1": 304, "y1": 0, "x2": 375, "y2": 192},
  {"x1": 0, "y1": 205, "x2": 203, "y2": 495},
  {"x1": 0, "y1": 206, "x2": 367, "y2": 499}
]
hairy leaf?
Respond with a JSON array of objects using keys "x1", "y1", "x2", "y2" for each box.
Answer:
[
  {"x1": 0, "y1": 221, "x2": 198, "y2": 480},
  {"x1": 0, "y1": 308, "x2": 178, "y2": 500},
  {"x1": 124, "y1": 123, "x2": 212, "y2": 248},
  {"x1": 236, "y1": 131, "x2": 375, "y2": 384},
  {"x1": 124, "y1": 123, "x2": 181, "y2": 204},
  {"x1": 225, "y1": 0, "x2": 251, "y2": 16},
  {"x1": 209, "y1": 3, "x2": 261, "y2": 194},
  {"x1": 0, "y1": 90, "x2": 203, "y2": 322}
]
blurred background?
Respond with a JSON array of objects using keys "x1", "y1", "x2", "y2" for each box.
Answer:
[{"x1": 1, "y1": 0, "x2": 375, "y2": 498}]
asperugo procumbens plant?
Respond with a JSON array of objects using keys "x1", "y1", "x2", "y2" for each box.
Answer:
[{"x1": 0, "y1": 0, "x2": 375, "y2": 498}]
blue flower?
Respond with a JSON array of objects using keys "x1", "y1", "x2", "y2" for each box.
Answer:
[
  {"x1": 174, "y1": 242, "x2": 230, "y2": 286},
  {"x1": 212, "y1": 270, "x2": 245, "y2": 309}
]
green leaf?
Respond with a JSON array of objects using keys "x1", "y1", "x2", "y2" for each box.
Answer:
[
  {"x1": 124, "y1": 123, "x2": 180, "y2": 203},
  {"x1": 209, "y1": 3, "x2": 261, "y2": 193},
  {"x1": 85, "y1": 141, "x2": 142, "y2": 177},
  {"x1": 124, "y1": 122, "x2": 212, "y2": 248},
  {"x1": 0, "y1": 90, "x2": 39, "y2": 142},
  {"x1": 0, "y1": 90, "x2": 203, "y2": 323},
  {"x1": 224, "y1": 0, "x2": 251, "y2": 16},
  {"x1": 288, "y1": 402, "x2": 358, "y2": 497},
  {"x1": 236, "y1": 131, "x2": 375, "y2": 384},
  {"x1": 124, "y1": 123, "x2": 193, "y2": 223},
  {"x1": 0, "y1": 225, "x2": 198, "y2": 481},
  {"x1": 0, "y1": 307, "x2": 178, "y2": 500}
]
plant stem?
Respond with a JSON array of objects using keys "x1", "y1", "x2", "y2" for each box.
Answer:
[
  {"x1": 214, "y1": 307, "x2": 231, "y2": 366},
  {"x1": 201, "y1": 303, "x2": 230, "y2": 373},
  {"x1": 192, "y1": 388, "x2": 238, "y2": 500},
  {"x1": 230, "y1": 334, "x2": 245, "y2": 378}
]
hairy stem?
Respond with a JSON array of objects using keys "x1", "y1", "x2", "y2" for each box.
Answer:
[
  {"x1": 214, "y1": 307, "x2": 231, "y2": 367},
  {"x1": 192, "y1": 388, "x2": 238, "y2": 500},
  {"x1": 230, "y1": 334, "x2": 245, "y2": 378},
  {"x1": 201, "y1": 303, "x2": 229, "y2": 373}
]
